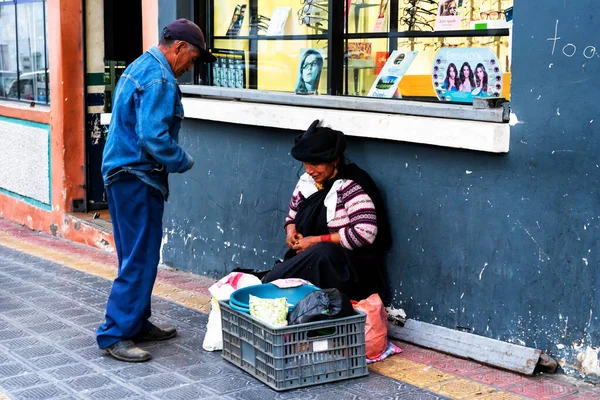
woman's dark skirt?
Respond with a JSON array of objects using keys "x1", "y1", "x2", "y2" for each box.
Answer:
[{"x1": 262, "y1": 242, "x2": 381, "y2": 301}]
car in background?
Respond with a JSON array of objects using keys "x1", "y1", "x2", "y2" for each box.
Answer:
[
  {"x1": 0, "y1": 71, "x2": 18, "y2": 98},
  {"x1": 7, "y1": 70, "x2": 49, "y2": 103}
]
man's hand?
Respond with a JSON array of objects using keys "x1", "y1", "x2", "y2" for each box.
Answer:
[{"x1": 292, "y1": 236, "x2": 319, "y2": 254}]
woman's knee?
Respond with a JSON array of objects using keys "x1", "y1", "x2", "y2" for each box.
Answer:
[{"x1": 311, "y1": 242, "x2": 345, "y2": 257}]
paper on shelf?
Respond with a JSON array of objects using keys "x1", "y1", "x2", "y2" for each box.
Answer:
[
  {"x1": 367, "y1": 50, "x2": 418, "y2": 99},
  {"x1": 266, "y1": 7, "x2": 291, "y2": 36}
]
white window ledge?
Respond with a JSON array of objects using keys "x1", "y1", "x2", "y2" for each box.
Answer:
[{"x1": 181, "y1": 96, "x2": 510, "y2": 153}]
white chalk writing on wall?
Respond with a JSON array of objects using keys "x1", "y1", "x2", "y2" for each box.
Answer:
[{"x1": 547, "y1": 20, "x2": 599, "y2": 59}]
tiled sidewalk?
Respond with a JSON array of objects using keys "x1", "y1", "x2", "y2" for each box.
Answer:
[
  {"x1": 0, "y1": 244, "x2": 448, "y2": 400},
  {"x1": 0, "y1": 218, "x2": 598, "y2": 399}
]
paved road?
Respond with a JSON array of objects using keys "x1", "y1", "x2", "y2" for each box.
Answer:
[{"x1": 0, "y1": 244, "x2": 447, "y2": 400}]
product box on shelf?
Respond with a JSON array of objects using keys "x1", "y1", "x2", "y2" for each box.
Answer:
[{"x1": 470, "y1": 20, "x2": 511, "y2": 30}]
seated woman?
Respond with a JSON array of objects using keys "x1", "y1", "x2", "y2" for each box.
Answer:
[{"x1": 262, "y1": 120, "x2": 391, "y2": 301}]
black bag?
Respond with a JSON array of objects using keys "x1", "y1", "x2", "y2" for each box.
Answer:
[{"x1": 288, "y1": 288, "x2": 355, "y2": 325}]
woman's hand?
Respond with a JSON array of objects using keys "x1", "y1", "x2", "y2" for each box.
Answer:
[
  {"x1": 292, "y1": 236, "x2": 319, "y2": 254},
  {"x1": 286, "y1": 225, "x2": 304, "y2": 248}
]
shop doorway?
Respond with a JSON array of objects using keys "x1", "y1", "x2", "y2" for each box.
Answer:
[{"x1": 84, "y1": 0, "x2": 142, "y2": 219}]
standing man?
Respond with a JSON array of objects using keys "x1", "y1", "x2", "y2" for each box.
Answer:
[{"x1": 96, "y1": 19, "x2": 216, "y2": 362}]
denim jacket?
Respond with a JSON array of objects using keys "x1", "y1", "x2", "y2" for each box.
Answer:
[{"x1": 102, "y1": 46, "x2": 194, "y2": 200}]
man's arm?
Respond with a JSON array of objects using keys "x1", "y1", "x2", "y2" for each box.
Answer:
[{"x1": 134, "y1": 82, "x2": 194, "y2": 173}]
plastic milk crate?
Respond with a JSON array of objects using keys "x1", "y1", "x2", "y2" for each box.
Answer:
[{"x1": 219, "y1": 300, "x2": 368, "y2": 391}]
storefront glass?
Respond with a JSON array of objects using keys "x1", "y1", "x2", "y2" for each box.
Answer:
[
  {"x1": 0, "y1": 0, "x2": 49, "y2": 104},
  {"x1": 204, "y1": 0, "x2": 512, "y2": 103}
]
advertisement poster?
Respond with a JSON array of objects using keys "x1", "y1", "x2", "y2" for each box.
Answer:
[
  {"x1": 374, "y1": 0, "x2": 389, "y2": 32},
  {"x1": 374, "y1": 51, "x2": 390, "y2": 75},
  {"x1": 432, "y1": 48, "x2": 502, "y2": 103},
  {"x1": 367, "y1": 50, "x2": 418, "y2": 98},
  {"x1": 295, "y1": 48, "x2": 325, "y2": 95},
  {"x1": 266, "y1": 7, "x2": 291, "y2": 35},
  {"x1": 225, "y1": 4, "x2": 247, "y2": 36},
  {"x1": 434, "y1": 0, "x2": 462, "y2": 31},
  {"x1": 347, "y1": 42, "x2": 372, "y2": 62},
  {"x1": 211, "y1": 49, "x2": 246, "y2": 89}
]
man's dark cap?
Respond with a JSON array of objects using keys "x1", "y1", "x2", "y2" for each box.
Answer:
[
  {"x1": 291, "y1": 120, "x2": 346, "y2": 163},
  {"x1": 162, "y1": 18, "x2": 216, "y2": 63}
]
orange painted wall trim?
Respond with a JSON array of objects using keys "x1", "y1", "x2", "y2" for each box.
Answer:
[
  {"x1": 0, "y1": 193, "x2": 114, "y2": 251},
  {"x1": 142, "y1": 0, "x2": 159, "y2": 51},
  {"x1": 47, "y1": 0, "x2": 85, "y2": 214},
  {"x1": 0, "y1": 102, "x2": 50, "y2": 125}
]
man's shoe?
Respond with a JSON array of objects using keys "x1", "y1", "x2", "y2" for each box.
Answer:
[
  {"x1": 105, "y1": 340, "x2": 151, "y2": 363},
  {"x1": 134, "y1": 324, "x2": 177, "y2": 342}
]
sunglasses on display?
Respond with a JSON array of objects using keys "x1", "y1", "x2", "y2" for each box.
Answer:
[
  {"x1": 479, "y1": 11, "x2": 505, "y2": 20},
  {"x1": 299, "y1": 15, "x2": 328, "y2": 24},
  {"x1": 399, "y1": 17, "x2": 434, "y2": 31},
  {"x1": 403, "y1": 0, "x2": 438, "y2": 5},
  {"x1": 441, "y1": 42, "x2": 464, "y2": 48},
  {"x1": 299, "y1": 3, "x2": 328, "y2": 15},
  {"x1": 403, "y1": 5, "x2": 438, "y2": 16},
  {"x1": 250, "y1": 14, "x2": 271, "y2": 32},
  {"x1": 297, "y1": 0, "x2": 328, "y2": 29}
]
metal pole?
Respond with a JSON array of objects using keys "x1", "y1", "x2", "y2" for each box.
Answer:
[
  {"x1": 14, "y1": 1, "x2": 21, "y2": 100},
  {"x1": 327, "y1": 0, "x2": 344, "y2": 95},
  {"x1": 248, "y1": 0, "x2": 257, "y2": 89},
  {"x1": 43, "y1": 0, "x2": 48, "y2": 103}
]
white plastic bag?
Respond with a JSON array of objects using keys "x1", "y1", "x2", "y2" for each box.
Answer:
[{"x1": 202, "y1": 272, "x2": 261, "y2": 351}]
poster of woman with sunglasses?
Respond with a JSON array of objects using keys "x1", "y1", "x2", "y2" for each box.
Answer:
[
  {"x1": 432, "y1": 48, "x2": 502, "y2": 103},
  {"x1": 434, "y1": 0, "x2": 462, "y2": 31},
  {"x1": 295, "y1": 48, "x2": 325, "y2": 95}
]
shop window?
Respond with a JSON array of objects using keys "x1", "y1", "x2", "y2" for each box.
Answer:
[
  {"x1": 0, "y1": 0, "x2": 49, "y2": 105},
  {"x1": 199, "y1": 0, "x2": 512, "y2": 105}
]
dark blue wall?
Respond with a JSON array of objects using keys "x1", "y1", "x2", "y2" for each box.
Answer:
[
  {"x1": 506, "y1": 0, "x2": 599, "y2": 378},
  {"x1": 162, "y1": 0, "x2": 600, "y2": 380}
]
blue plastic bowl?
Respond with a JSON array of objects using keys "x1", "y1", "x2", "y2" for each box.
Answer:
[
  {"x1": 230, "y1": 283, "x2": 319, "y2": 312},
  {"x1": 229, "y1": 302, "x2": 250, "y2": 314}
]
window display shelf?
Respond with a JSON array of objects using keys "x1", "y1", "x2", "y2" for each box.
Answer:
[
  {"x1": 346, "y1": 28, "x2": 510, "y2": 39},
  {"x1": 179, "y1": 88, "x2": 511, "y2": 153},
  {"x1": 214, "y1": 29, "x2": 509, "y2": 42},
  {"x1": 181, "y1": 85, "x2": 507, "y2": 123},
  {"x1": 213, "y1": 34, "x2": 328, "y2": 41}
]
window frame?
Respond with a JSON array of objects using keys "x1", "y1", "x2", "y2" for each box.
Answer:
[
  {"x1": 197, "y1": 0, "x2": 511, "y2": 97},
  {"x1": 0, "y1": 0, "x2": 50, "y2": 105},
  {"x1": 184, "y1": 0, "x2": 512, "y2": 140}
]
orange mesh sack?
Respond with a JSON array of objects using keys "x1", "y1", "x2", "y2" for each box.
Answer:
[{"x1": 351, "y1": 293, "x2": 388, "y2": 359}]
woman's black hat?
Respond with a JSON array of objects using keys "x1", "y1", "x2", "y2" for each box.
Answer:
[{"x1": 291, "y1": 120, "x2": 346, "y2": 163}]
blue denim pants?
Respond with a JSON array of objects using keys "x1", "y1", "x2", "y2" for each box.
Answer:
[{"x1": 96, "y1": 173, "x2": 164, "y2": 349}]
